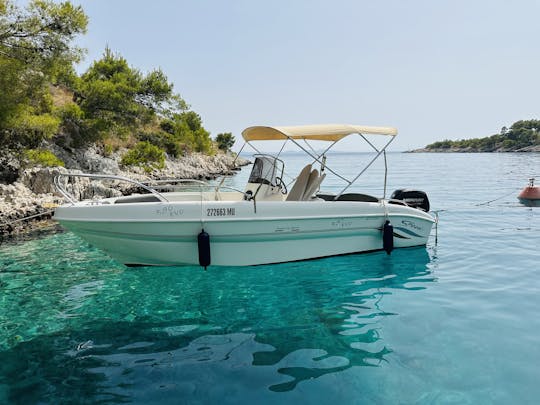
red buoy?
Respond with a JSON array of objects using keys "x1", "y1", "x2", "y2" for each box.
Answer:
[{"x1": 518, "y1": 178, "x2": 540, "y2": 207}]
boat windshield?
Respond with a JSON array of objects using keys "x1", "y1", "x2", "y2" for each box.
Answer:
[{"x1": 248, "y1": 155, "x2": 284, "y2": 186}]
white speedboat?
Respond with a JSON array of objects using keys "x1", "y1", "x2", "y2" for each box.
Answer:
[{"x1": 54, "y1": 124, "x2": 435, "y2": 267}]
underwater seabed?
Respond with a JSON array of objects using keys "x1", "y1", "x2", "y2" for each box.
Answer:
[
  {"x1": 0, "y1": 231, "x2": 436, "y2": 403},
  {"x1": 2, "y1": 152, "x2": 539, "y2": 404}
]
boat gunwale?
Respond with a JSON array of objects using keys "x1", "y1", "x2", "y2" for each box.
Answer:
[{"x1": 55, "y1": 209, "x2": 435, "y2": 224}]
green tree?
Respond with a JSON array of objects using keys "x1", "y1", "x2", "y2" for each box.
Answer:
[
  {"x1": 0, "y1": 0, "x2": 87, "y2": 149},
  {"x1": 180, "y1": 111, "x2": 213, "y2": 153},
  {"x1": 0, "y1": 0, "x2": 221, "y2": 164},
  {"x1": 158, "y1": 111, "x2": 214, "y2": 154},
  {"x1": 120, "y1": 141, "x2": 165, "y2": 173},
  {"x1": 425, "y1": 119, "x2": 539, "y2": 151},
  {"x1": 215, "y1": 132, "x2": 235, "y2": 151},
  {"x1": 75, "y1": 47, "x2": 187, "y2": 144}
]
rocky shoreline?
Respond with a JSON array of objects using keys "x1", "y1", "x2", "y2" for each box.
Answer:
[{"x1": 0, "y1": 147, "x2": 250, "y2": 238}]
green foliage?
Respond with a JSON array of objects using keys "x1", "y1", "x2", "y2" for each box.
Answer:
[
  {"x1": 120, "y1": 141, "x2": 165, "y2": 172},
  {"x1": 24, "y1": 148, "x2": 64, "y2": 167},
  {"x1": 75, "y1": 47, "x2": 188, "y2": 144},
  {"x1": 176, "y1": 112, "x2": 213, "y2": 153},
  {"x1": 0, "y1": 0, "x2": 87, "y2": 69},
  {"x1": 57, "y1": 101, "x2": 84, "y2": 121},
  {"x1": 193, "y1": 128, "x2": 213, "y2": 154},
  {"x1": 0, "y1": 1, "x2": 217, "y2": 168},
  {"x1": 426, "y1": 139, "x2": 452, "y2": 149},
  {"x1": 4, "y1": 107, "x2": 61, "y2": 148},
  {"x1": 11, "y1": 111, "x2": 60, "y2": 139},
  {"x1": 156, "y1": 111, "x2": 214, "y2": 154},
  {"x1": 138, "y1": 131, "x2": 185, "y2": 158},
  {"x1": 426, "y1": 120, "x2": 540, "y2": 151},
  {"x1": 0, "y1": 0, "x2": 87, "y2": 150},
  {"x1": 215, "y1": 132, "x2": 235, "y2": 151}
]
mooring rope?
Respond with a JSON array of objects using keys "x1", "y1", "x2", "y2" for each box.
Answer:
[
  {"x1": 428, "y1": 186, "x2": 525, "y2": 245},
  {"x1": 475, "y1": 187, "x2": 523, "y2": 206},
  {"x1": 430, "y1": 186, "x2": 524, "y2": 214},
  {"x1": 1, "y1": 209, "x2": 55, "y2": 226}
]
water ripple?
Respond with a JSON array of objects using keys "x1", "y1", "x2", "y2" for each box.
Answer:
[{"x1": 1, "y1": 152, "x2": 539, "y2": 403}]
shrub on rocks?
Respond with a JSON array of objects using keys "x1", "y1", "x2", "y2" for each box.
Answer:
[
  {"x1": 120, "y1": 141, "x2": 165, "y2": 173},
  {"x1": 24, "y1": 149, "x2": 65, "y2": 167}
]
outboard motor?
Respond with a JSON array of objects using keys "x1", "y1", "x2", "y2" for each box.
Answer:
[{"x1": 390, "y1": 189, "x2": 430, "y2": 212}]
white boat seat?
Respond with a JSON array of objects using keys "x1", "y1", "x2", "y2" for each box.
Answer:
[
  {"x1": 286, "y1": 164, "x2": 312, "y2": 201},
  {"x1": 302, "y1": 170, "x2": 326, "y2": 200}
]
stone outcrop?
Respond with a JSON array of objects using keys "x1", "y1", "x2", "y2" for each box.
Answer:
[
  {"x1": 0, "y1": 147, "x2": 250, "y2": 237},
  {"x1": 0, "y1": 180, "x2": 61, "y2": 236}
]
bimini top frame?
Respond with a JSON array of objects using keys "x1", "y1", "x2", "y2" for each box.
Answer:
[
  {"x1": 240, "y1": 124, "x2": 398, "y2": 200},
  {"x1": 242, "y1": 124, "x2": 397, "y2": 142}
]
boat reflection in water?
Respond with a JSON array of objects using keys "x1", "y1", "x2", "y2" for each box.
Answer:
[
  {"x1": 250, "y1": 247, "x2": 436, "y2": 392},
  {"x1": 60, "y1": 247, "x2": 436, "y2": 401}
]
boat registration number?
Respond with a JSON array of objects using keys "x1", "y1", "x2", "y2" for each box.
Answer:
[{"x1": 207, "y1": 208, "x2": 236, "y2": 216}]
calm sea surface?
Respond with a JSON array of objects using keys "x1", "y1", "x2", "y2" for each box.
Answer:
[{"x1": 1, "y1": 152, "x2": 539, "y2": 404}]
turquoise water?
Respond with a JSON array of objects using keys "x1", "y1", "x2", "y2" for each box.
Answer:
[{"x1": 1, "y1": 152, "x2": 539, "y2": 404}]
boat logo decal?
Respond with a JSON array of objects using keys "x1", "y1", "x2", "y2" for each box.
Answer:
[
  {"x1": 275, "y1": 226, "x2": 300, "y2": 233},
  {"x1": 331, "y1": 219, "x2": 353, "y2": 228},
  {"x1": 207, "y1": 208, "x2": 236, "y2": 217},
  {"x1": 401, "y1": 220, "x2": 422, "y2": 231},
  {"x1": 156, "y1": 205, "x2": 184, "y2": 217},
  {"x1": 394, "y1": 226, "x2": 422, "y2": 238}
]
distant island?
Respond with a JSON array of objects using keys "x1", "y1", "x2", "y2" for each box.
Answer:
[{"x1": 410, "y1": 119, "x2": 540, "y2": 152}]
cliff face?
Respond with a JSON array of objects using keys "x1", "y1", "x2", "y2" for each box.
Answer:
[{"x1": 0, "y1": 147, "x2": 250, "y2": 237}]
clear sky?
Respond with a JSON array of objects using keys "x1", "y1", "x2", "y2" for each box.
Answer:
[{"x1": 67, "y1": 0, "x2": 539, "y2": 151}]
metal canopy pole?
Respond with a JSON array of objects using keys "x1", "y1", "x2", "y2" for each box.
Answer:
[
  {"x1": 360, "y1": 134, "x2": 380, "y2": 153},
  {"x1": 308, "y1": 140, "x2": 338, "y2": 168},
  {"x1": 286, "y1": 137, "x2": 352, "y2": 184},
  {"x1": 334, "y1": 135, "x2": 395, "y2": 200},
  {"x1": 243, "y1": 131, "x2": 396, "y2": 199},
  {"x1": 383, "y1": 149, "x2": 388, "y2": 199},
  {"x1": 215, "y1": 142, "x2": 247, "y2": 194}
]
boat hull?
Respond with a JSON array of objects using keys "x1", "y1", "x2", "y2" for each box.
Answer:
[{"x1": 55, "y1": 200, "x2": 435, "y2": 267}]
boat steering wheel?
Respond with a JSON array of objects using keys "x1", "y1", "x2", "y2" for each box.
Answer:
[{"x1": 275, "y1": 177, "x2": 287, "y2": 195}]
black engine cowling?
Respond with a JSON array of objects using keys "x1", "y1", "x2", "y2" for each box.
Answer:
[{"x1": 390, "y1": 189, "x2": 430, "y2": 212}]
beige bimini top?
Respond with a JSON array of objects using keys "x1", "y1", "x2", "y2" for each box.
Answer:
[{"x1": 242, "y1": 124, "x2": 398, "y2": 142}]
